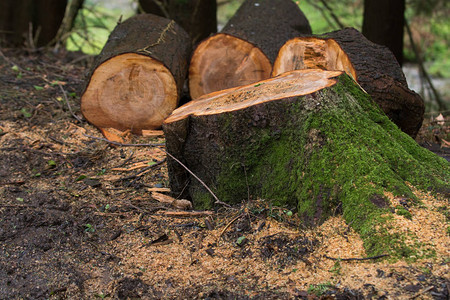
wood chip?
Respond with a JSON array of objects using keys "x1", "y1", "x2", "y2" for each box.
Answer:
[
  {"x1": 152, "y1": 192, "x2": 193, "y2": 210},
  {"x1": 141, "y1": 129, "x2": 164, "y2": 137}
]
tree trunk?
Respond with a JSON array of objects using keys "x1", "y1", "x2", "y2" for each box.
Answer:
[
  {"x1": 0, "y1": 0, "x2": 67, "y2": 47},
  {"x1": 362, "y1": 0, "x2": 405, "y2": 65},
  {"x1": 188, "y1": 0, "x2": 312, "y2": 99},
  {"x1": 138, "y1": 0, "x2": 217, "y2": 46},
  {"x1": 53, "y1": 0, "x2": 85, "y2": 48},
  {"x1": 273, "y1": 28, "x2": 424, "y2": 137},
  {"x1": 81, "y1": 14, "x2": 191, "y2": 138},
  {"x1": 163, "y1": 69, "x2": 449, "y2": 258}
]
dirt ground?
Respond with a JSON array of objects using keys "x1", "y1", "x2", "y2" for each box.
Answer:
[{"x1": 0, "y1": 49, "x2": 449, "y2": 299}]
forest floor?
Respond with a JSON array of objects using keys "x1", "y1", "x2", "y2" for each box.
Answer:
[{"x1": 0, "y1": 49, "x2": 449, "y2": 299}]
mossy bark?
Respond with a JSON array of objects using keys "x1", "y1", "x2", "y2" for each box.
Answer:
[{"x1": 164, "y1": 72, "x2": 449, "y2": 258}]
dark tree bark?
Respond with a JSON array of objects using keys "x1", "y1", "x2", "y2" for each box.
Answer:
[
  {"x1": 53, "y1": 0, "x2": 85, "y2": 48},
  {"x1": 138, "y1": 0, "x2": 217, "y2": 46},
  {"x1": 273, "y1": 28, "x2": 424, "y2": 137},
  {"x1": 163, "y1": 69, "x2": 449, "y2": 258},
  {"x1": 0, "y1": 0, "x2": 67, "y2": 47},
  {"x1": 188, "y1": 0, "x2": 312, "y2": 99},
  {"x1": 362, "y1": 0, "x2": 405, "y2": 65},
  {"x1": 81, "y1": 14, "x2": 191, "y2": 138}
]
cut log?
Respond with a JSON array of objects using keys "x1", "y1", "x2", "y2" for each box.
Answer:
[
  {"x1": 163, "y1": 69, "x2": 449, "y2": 258},
  {"x1": 273, "y1": 28, "x2": 424, "y2": 137},
  {"x1": 188, "y1": 0, "x2": 311, "y2": 99},
  {"x1": 81, "y1": 14, "x2": 191, "y2": 137}
]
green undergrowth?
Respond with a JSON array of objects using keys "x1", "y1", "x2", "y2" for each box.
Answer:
[
  {"x1": 296, "y1": 75, "x2": 449, "y2": 258},
  {"x1": 196, "y1": 74, "x2": 449, "y2": 259}
]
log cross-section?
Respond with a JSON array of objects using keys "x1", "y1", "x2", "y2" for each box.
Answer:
[
  {"x1": 188, "y1": 0, "x2": 312, "y2": 100},
  {"x1": 81, "y1": 14, "x2": 191, "y2": 137}
]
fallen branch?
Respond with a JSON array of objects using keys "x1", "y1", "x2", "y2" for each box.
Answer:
[
  {"x1": 161, "y1": 211, "x2": 214, "y2": 217},
  {"x1": 324, "y1": 254, "x2": 389, "y2": 261},
  {"x1": 58, "y1": 84, "x2": 84, "y2": 123},
  {"x1": 410, "y1": 286, "x2": 434, "y2": 299},
  {"x1": 216, "y1": 212, "x2": 244, "y2": 243}
]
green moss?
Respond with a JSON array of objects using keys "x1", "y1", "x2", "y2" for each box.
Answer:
[
  {"x1": 395, "y1": 206, "x2": 412, "y2": 220},
  {"x1": 191, "y1": 189, "x2": 214, "y2": 210},
  {"x1": 193, "y1": 74, "x2": 449, "y2": 259}
]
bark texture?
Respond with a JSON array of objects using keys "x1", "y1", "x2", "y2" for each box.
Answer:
[
  {"x1": 0, "y1": 0, "x2": 67, "y2": 47},
  {"x1": 274, "y1": 28, "x2": 424, "y2": 137},
  {"x1": 163, "y1": 69, "x2": 449, "y2": 258},
  {"x1": 138, "y1": 0, "x2": 217, "y2": 45},
  {"x1": 81, "y1": 14, "x2": 191, "y2": 135},
  {"x1": 188, "y1": 0, "x2": 312, "y2": 99}
]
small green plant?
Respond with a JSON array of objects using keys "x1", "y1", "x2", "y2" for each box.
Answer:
[
  {"x1": 236, "y1": 236, "x2": 247, "y2": 246},
  {"x1": 20, "y1": 108, "x2": 32, "y2": 118},
  {"x1": 33, "y1": 85, "x2": 44, "y2": 91},
  {"x1": 329, "y1": 259, "x2": 342, "y2": 275},
  {"x1": 395, "y1": 206, "x2": 412, "y2": 220},
  {"x1": 97, "y1": 168, "x2": 106, "y2": 175},
  {"x1": 47, "y1": 160, "x2": 57, "y2": 168},
  {"x1": 84, "y1": 224, "x2": 95, "y2": 233},
  {"x1": 75, "y1": 174, "x2": 87, "y2": 181},
  {"x1": 308, "y1": 282, "x2": 333, "y2": 296}
]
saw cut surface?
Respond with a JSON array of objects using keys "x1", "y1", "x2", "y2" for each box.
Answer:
[
  {"x1": 81, "y1": 53, "x2": 177, "y2": 132},
  {"x1": 189, "y1": 33, "x2": 272, "y2": 99},
  {"x1": 273, "y1": 37, "x2": 357, "y2": 81},
  {"x1": 166, "y1": 69, "x2": 343, "y2": 123}
]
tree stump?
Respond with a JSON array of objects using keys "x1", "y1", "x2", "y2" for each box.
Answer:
[
  {"x1": 163, "y1": 69, "x2": 449, "y2": 258},
  {"x1": 81, "y1": 14, "x2": 191, "y2": 138},
  {"x1": 273, "y1": 28, "x2": 424, "y2": 137},
  {"x1": 188, "y1": 0, "x2": 311, "y2": 99}
]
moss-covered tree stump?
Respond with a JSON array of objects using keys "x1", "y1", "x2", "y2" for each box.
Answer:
[
  {"x1": 273, "y1": 28, "x2": 424, "y2": 137},
  {"x1": 188, "y1": 0, "x2": 311, "y2": 99},
  {"x1": 81, "y1": 14, "x2": 191, "y2": 139},
  {"x1": 163, "y1": 69, "x2": 449, "y2": 258}
]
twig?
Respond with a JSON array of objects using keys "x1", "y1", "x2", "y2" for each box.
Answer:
[
  {"x1": 324, "y1": 254, "x2": 389, "y2": 261},
  {"x1": 118, "y1": 159, "x2": 166, "y2": 182},
  {"x1": 58, "y1": 84, "x2": 83, "y2": 123},
  {"x1": 410, "y1": 286, "x2": 434, "y2": 299},
  {"x1": 216, "y1": 213, "x2": 243, "y2": 243},
  {"x1": 83, "y1": 133, "x2": 227, "y2": 208},
  {"x1": 319, "y1": 0, "x2": 345, "y2": 28}
]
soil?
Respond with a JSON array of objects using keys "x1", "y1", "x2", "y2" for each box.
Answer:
[{"x1": 0, "y1": 49, "x2": 449, "y2": 299}]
